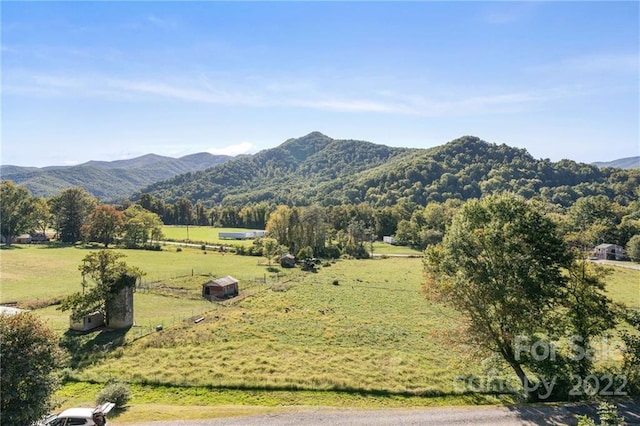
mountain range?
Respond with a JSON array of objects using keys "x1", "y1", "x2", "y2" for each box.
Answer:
[
  {"x1": 136, "y1": 132, "x2": 639, "y2": 208},
  {"x1": 593, "y1": 156, "x2": 640, "y2": 170},
  {"x1": 0, "y1": 153, "x2": 230, "y2": 201},
  {"x1": 1, "y1": 133, "x2": 638, "y2": 207}
]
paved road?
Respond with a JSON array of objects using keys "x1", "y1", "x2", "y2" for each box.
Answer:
[
  {"x1": 123, "y1": 402, "x2": 640, "y2": 425},
  {"x1": 590, "y1": 259, "x2": 640, "y2": 270}
]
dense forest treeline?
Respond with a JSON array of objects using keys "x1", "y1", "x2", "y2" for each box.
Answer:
[
  {"x1": 4, "y1": 178, "x2": 639, "y2": 262},
  {"x1": 2, "y1": 133, "x2": 639, "y2": 258},
  {"x1": 137, "y1": 133, "x2": 639, "y2": 209}
]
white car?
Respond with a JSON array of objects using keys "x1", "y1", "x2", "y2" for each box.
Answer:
[{"x1": 40, "y1": 402, "x2": 115, "y2": 426}]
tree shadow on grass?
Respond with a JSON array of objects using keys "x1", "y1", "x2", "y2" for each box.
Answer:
[
  {"x1": 0, "y1": 244, "x2": 24, "y2": 250},
  {"x1": 42, "y1": 242, "x2": 105, "y2": 250},
  {"x1": 60, "y1": 327, "x2": 130, "y2": 370}
]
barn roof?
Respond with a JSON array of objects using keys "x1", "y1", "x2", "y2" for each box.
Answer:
[
  {"x1": 203, "y1": 276, "x2": 238, "y2": 288},
  {"x1": 595, "y1": 243, "x2": 620, "y2": 249}
]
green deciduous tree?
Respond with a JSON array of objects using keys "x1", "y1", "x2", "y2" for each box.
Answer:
[
  {"x1": 626, "y1": 234, "x2": 640, "y2": 262},
  {"x1": 265, "y1": 205, "x2": 292, "y2": 246},
  {"x1": 0, "y1": 180, "x2": 35, "y2": 245},
  {"x1": 50, "y1": 187, "x2": 97, "y2": 243},
  {"x1": 0, "y1": 312, "x2": 64, "y2": 425},
  {"x1": 85, "y1": 205, "x2": 125, "y2": 247},
  {"x1": 561, "y1": 261, "x2": 616, "y2": 378},
  {"x1": 620, "y1": 309, "x2": 640, "y2": 396},
  {"x1": 424, "y1": 194, "x2": 573, "y2": 401},
  {"x1": 261, "y1": 237, "x2": 279, "y2": 266},
  {"x1": 59, "y1": 250, "x2": 143, "y2": 324},
  {"x1": 122, "y1": 205, "x2": 163, "y2": 248},
  {"x1": 32, "y1": 197, "x2": 52, "y2": 237}
]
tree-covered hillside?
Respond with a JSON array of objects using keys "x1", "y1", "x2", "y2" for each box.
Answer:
[
  {"x1": 1, "y1": 153, "x2": 230, "y2": 201},
  {"x1": 138, "y1": 132, "x2": 414, "y2": 205},
  {"x1": 137, "y1": 133, "x2": 639, "y2": 208}
]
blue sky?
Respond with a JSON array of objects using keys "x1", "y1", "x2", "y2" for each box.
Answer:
[{"x1": 2, "y1": 1, "x2": 638, "y2": 167}]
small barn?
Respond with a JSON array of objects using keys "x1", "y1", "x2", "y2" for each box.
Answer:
[
  {"x1": 593, "y1": 243, "x2": 625, "y2": 261},
  {"x1": 70, "y1": 311, "x2": 105, "y2": 332},
  {"x1": 280, "y1": 254, "x2": 296, "y2": 268},
  {"x1": 202, "y1": 276, "x2": 239, "y2": 301}
]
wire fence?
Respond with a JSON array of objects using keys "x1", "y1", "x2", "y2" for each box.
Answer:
[{"x1": 121, "y1": 270, "x2": 288, "y2": 343}]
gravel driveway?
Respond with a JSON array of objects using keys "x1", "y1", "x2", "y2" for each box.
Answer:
[{"x1": 122, "y1": 402, "x2": 640, "y2": 426}]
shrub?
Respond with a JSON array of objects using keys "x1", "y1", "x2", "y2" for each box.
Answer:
[
  {"x1": 576, "y1": 402, "x2": 624, "y2": 426},
  {"x1": 176, "y1": 247, "x2": 182, "y2": 252},
  {"x1": 96, "y1": 381, "x2": 131, "y2": 409}
]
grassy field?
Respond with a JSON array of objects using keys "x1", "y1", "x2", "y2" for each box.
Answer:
[
  {"x1": 161, "y1": 225, "x2": 424, "y2": 255},
  {"x1": 602, "y1": 265, "x2": 640, "y2": 309},
  {"x1": 0, "y1": 244, "x2": 289, "y2": 305},
  {"x1": 75, "y1": 257, "x2": 471, "y2": 394},
  {"x1": 2, "y1": 244, "x2": 638, "y2": 422},
  {"x1": 162, "y1": 226, "x2": 259, "y2": 247}
]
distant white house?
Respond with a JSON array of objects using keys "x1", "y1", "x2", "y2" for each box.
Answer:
[
  {"x1": 593, "y1": 243, "x2": 625, "y2": 261},
  {"x1": 218, "y1": 230, "x2": 267, "y2": 240},
  {"x1": 383, "y1": 236, "x2": 397, "y2": 245}
]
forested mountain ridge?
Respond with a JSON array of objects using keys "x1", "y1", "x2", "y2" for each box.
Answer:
[
  {"x1": 136, "y1": 133, "x2": 639, "y2": 208},
  {"x1": 138, "y1": 132, "x2": 415, "y2": 205},
  {"x1": 1, "y1": 152, "x2": 230, "y2": 200}
]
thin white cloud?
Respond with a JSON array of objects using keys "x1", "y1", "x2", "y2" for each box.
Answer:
[
  {"x1": 146, "y1": 14, "x2": 178, "y2": 29},
  {"x1": 3, "y1": 70, "x2": 600, "y2": 118},
  {"x1": 289, "y1": 98, "x2": 403, "y2": 114},
  {"x1": 106, "y1": 79, "x2": 263, "y2": 106},
  {"x1": 529, "y1": 53, "x2": 639, "y2": 75},
  {"x1": 481, "y1": 3, "x2": 540, "y2": 25},
  {"x1": 558, "y1": 53, "x2": 639, "y2": 74},
  {"x1": 207, "y1": 142, "x2": 256, "y2": 156}
]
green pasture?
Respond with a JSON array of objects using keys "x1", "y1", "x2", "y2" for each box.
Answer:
[
  {"x1": 0, "y1": 244, "x2": 285, "y2": 305},
  {"x1": 161, "y1": 226, "x2": 259, "y2": 247},
  {"x1": 371, "y1": 241, "x2": 423, "y2": 256},
  {"x1": 161, "y1": 225, "x2": 424, "y2": 255},
  {"x1": 2, "y1": 244, "x2": 638, "y2": 420},
  {"x1": 77, "y1": 257, "x2": 471, "y2": 395},
  {"x1": 603, "y1": 265, "x2": 640, "y2": 309}
]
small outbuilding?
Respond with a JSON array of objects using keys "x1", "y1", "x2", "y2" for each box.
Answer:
[
  {"x1": 202, "y1": 276, "x2": 239, "y2": 301},
  {"x1": 70, "y1": 311, "x2": 105, "y2": 332}
]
